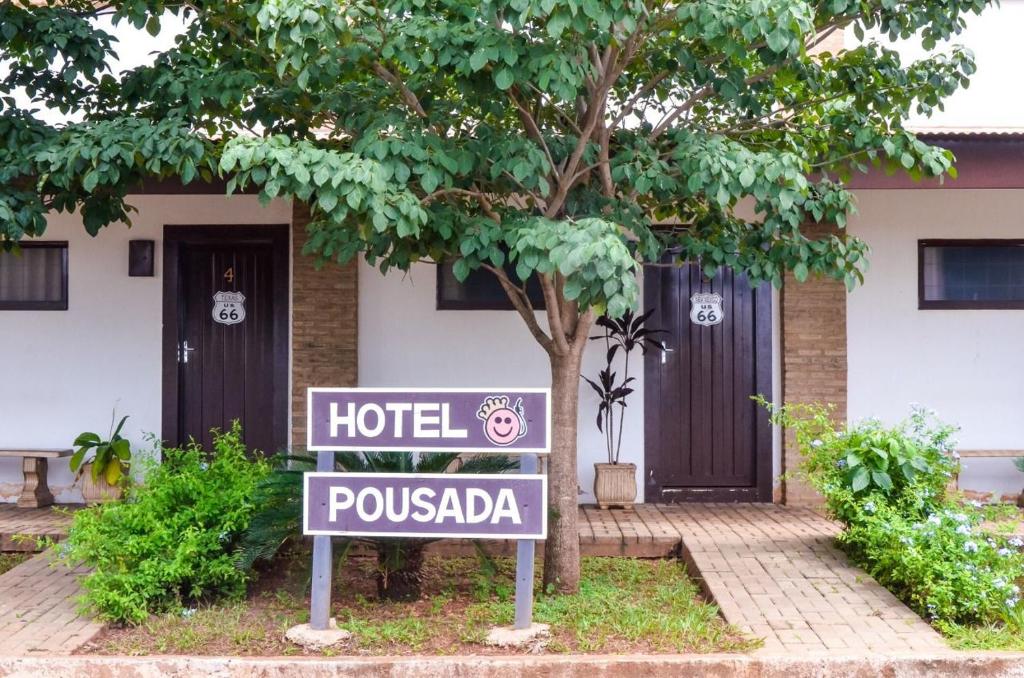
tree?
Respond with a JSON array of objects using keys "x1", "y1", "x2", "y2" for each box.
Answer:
[{"x1": 1, "y1": 0, "x2": 991, "y2": 592}]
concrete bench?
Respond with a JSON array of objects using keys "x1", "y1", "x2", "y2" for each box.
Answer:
[
  {"x1": 0, "y1": 449, "x2": 73, "y2": 508},
  {"x1": 953, "y1": 450, "x2": 1023, "y2": 492}
]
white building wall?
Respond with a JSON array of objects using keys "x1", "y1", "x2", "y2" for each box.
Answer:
[
  {"x1": 357, "y1": 261, "x2": 648, "y2": 503},
  {"x1": 847, "y1": 189, "x2": 1024, "y2": 497},
  {"x1": 0, "y1": 195, "x2": 291, "y2": 503}
]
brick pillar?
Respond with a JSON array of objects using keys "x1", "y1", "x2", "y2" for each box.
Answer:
[
  {"x1": 780, "y1": 227, "x2": 848, "y2": 507},
  {"x1": 291, "y1": 202, "x2": 359, "y2": 449}
]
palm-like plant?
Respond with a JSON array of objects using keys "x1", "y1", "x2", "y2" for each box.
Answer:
[
  {"x1": 584, "y1": 309, "x2": 665, "y2": 464},
  {"x1": 237, "y1": 451, "x2": 517, "y2": 601}
]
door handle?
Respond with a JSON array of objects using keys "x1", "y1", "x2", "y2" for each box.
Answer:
[
  {"x1": 178, "y1": 340, "x2": 197, "y2": 364},
  {"x1": 659, "y1": 341, "x2": 675, "y2": 365}
]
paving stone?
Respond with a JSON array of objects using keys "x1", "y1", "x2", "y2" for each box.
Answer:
[{"x1": 0, "y1": 550, "x2": 102, "y2": 656}]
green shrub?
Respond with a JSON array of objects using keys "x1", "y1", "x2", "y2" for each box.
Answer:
[
  {"x1": 763, "y1": 399, "x2": 1024, "y2": 628},
  {"x1": 840, "y1": 497, "x2": 1023, "y2": 625},
  {"x1": 60, "y1": 424, "x2": 269, "y2": 625}
]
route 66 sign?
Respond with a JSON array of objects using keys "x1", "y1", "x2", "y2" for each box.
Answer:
[
  {"x1": 690, "y1": 292, "x2": 724, "y2": 327},
  {"x1": 212, "y1": 291, "x2": 246, "y2": 325}
]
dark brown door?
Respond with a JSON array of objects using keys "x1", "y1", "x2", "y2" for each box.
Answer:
[
  {"x1": 644, "y1": 261, "x2": 772, "y2": 502},
  {"x1": 162, "y1": 226, "x2": 289, "y2": 455}
]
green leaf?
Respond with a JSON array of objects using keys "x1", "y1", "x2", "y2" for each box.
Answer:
[
  {"x1": 421, "y1": 170, "x2": 439, "y2": 194},
  {"x1": 850, "y1": 467, "x2": 870, "y2": 493},
  {"x1": 793, "y1": 262, "x2": 809, "y2": 282},
  {"x1": 494, "y1": 68, "x2": 514, "y2": 91},
  {"x1": 738, "y1": 167, "x2": 756, "y2": 188},
  {"x1": 469, "y1": 48, "x2": 488, "y2": 72},
  {"x1": 871, "y1": 470, "x2": 893, "y2": 491},
  {"x1": 105, "y1": 460, "x2": 123, "y2": 486},
  {"x1": 111, "y1": 438, "x2": 132, "y2": 461},
  {"x1": 69, "y1": 448, "x2": 86, "y2": 474},
  {"x1": 452, "y1": 258, "x2": 470, "y2": 282},
  {"x1": 74, "y1": 432, "x2": 101, "y2": 447}
]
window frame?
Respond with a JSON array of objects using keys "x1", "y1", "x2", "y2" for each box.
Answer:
[
  {"x1": 435, "y1": 260, "x2": 546, "y2": 311},
  {"x1": 0, "y1": 241, "x2": 69, "y2": 311},
  {"x1": 918, "y1": 238, "x2": 1024, "y2": 310}
]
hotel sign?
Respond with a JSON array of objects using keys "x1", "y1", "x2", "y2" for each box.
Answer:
[
  {"x1": 303, "y1": 472, "x2": 547, "y2": 539},
  {"x1": 303, "y1": 387, "x2": 550, "y2": 631},
  {"x1": 306, "y1": 388, "x2": 551, "y2": 453}
]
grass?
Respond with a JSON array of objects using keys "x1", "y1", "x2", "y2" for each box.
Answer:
[
  {"x1": 0, "y1": 552, "x2": 29, "y2": 576},
  {"x1": 939, "y1": 623, "x2": 1024, "y2": 651},
  {"x1": 90, "y1": 555, "x2": 758, "y2": 656},
  {"x1": 937, "y1": 591, "x2": 1024, "y2": 651}
]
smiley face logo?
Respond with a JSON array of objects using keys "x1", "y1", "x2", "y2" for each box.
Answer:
[{"x1": 477, "y1": 395, "x2": 528, "y2": 446}]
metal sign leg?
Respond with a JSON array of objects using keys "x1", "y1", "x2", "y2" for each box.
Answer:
[
  {"x1": 513, "y1": 453, "x2": 538, "y2": 630},
  {"x1": 310, "y1": 450, "x2": 334, "y2": 631}
]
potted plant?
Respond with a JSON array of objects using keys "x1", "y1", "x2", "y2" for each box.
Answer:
[
  {"x1": 584, "y1": 309, "x2": 665, "y2": 509},
  {"x1": 71, "y1": 413, "x2": 132, "y2": 504}
]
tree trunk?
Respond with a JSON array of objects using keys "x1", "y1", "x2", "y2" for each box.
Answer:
[{"x1": 542, "y1": 347, "x2": 585, "y2": 593}]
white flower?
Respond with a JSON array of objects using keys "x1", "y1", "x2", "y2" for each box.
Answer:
[
  {"x1": 927, "y1": 515, "x2": 942, "y2": 525},
  {"x1": 952, "y1": 513, "x2": 969, "y2": 524},
  {"x1": 899, "y1": 536, "x2": 913, "y2": 545},
  {"x1": 964, "y1": 541, "x2": 979, "y2": 553},
  {"x1": 955, "y1": 524, "x2": 972, "y2": 536},
  {"x1": 994, "y1": 578, "x2": 1008, "y2": 589},
  {"x1": 1010, "y1": 537, "x2": 1024, "y2": 548},
  {"x1": 811, "y1": 439, "x2": 824, "y2": 448},
  {"x1": 968, "y1": 500, "x2": 983, "y2": 508},
  {"x1": 1007, "y1": 597, "x2": 1020, "y2": 609},
  {"x1": 864, "y1": 501, "x2": 876, "y2": 513},
  {"x1": 181, "y1": 607, "x2": 197, "y2": 619},
  {"x1": 998, "y1": 548, "x2": 1013, "y2": 557}
]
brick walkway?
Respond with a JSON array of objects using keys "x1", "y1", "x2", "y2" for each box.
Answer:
[
  {"x1": 0, "y1": 505, "x2": 77, "y2": 551},
  {"x1": 0, "y1": 550, "x2": 101, "y2": 655},
  {"x1": 663, "y1": 503, "x2": 949, "y2": 655},
  {"x1": 0, "y1": 502, "x2": 947, "y2": 657}
]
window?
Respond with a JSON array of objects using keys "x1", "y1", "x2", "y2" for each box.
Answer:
[
  {"x1": 0, "y1": 242, "x2": 69, "y2": 310},
  {"x1": 436, "y1": 260, "x2": 546, "y2": 310},
  {"x1": 919, "y1": 240, "x2": 1024, "y2": 309}
]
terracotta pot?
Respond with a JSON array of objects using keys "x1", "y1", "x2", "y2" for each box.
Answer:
[
  {"x1": 79, "y1": 463, "x2": 124, "y2": 505},
  {"x1": 593, "y1": 462, "x2": 637, "y2": 510}
]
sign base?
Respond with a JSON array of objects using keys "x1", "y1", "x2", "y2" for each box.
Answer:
[
  {"x1": 285, "y1": 619, "x2": 352, "y2": 651},
  {"x1": 485, "y1": 622, "x2": 550, "y2": 648}
]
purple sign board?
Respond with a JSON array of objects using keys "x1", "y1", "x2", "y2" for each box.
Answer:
[
  {"x1": 303, "y1": 472, "x2": 547, "y2": 539},
  {"x1": 307, "y1": 388, "x2": 551, "y2": 453}
]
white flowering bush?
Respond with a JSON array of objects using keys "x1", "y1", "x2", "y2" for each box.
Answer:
[
  {"x1": 762, "y1": 399, "x2": 1024, "y2": 628},
  {"x1": 841, "y1": 496, "x2": 1024, "y2": 625}
]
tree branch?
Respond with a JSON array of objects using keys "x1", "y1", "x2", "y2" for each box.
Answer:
[
  {"x1": 482, "y1": 263, "x2": 554, "y2": 353},
  {"x1": 539, "y1": 273, "x2": 571, "y2": 354},
  {"x1": 371, "y1": 62, "x2": 428, "y2": 119},
  {"x1": 509, "y1": 88, "x2": 560, "y2": 181}
]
